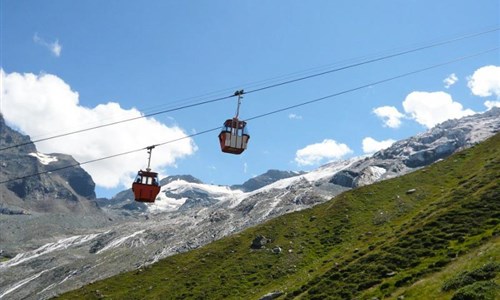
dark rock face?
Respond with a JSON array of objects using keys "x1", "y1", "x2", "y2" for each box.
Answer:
[
  {"x1": 330, "y1": 170, "x2": 359, "y2": 188},
  {"x1": 0, "y1": 114, "x2": 98, "y2": 213},
  {"x1": 251, "y1": 235, "x2": 271, "y2": 249},
  {"x1": 53, "y1": 154, "x2": 96, "y2": 199}
]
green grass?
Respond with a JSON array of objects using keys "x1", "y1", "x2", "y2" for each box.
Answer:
[{"x1": 57, "y1": 133, "x2": 500, "y2": 300}]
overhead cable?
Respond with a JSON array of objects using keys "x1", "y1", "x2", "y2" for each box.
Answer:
[
  {"x1": 1, "y1": 27, "x2": 498, "y2": 152},
  {"x1": 1, "y1": 46, "x2": 497, "y2": 185}
]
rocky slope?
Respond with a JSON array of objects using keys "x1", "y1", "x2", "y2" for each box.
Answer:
[{"x1": 331, "y1": 107, "x2": 500, "y2": 188}]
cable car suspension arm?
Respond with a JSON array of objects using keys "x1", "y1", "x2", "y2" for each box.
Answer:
[
  {"x1": 146, "y1": 145, "x2": 155, "y2": 172},
  {"x1": 234, "y1": 90, "x2": 244, "y2": 119}
]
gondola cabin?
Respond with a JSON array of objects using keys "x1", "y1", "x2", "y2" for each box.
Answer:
[
  {"x1": 132, "y1": 170, "x2": 160, "y2": 202},
  {"x1": 219, "y1": 118, "x2": 249, "y2": 154}
]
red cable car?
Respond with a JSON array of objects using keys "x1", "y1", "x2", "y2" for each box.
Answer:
[
  {"x1": 219, "y1": 90, "x2": 250, "y2": 154},
  {"x1": 132, "y1": 146, "x2": 160, "y2": 203}
]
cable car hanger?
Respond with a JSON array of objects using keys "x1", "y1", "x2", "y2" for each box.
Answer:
[
  {"x1": 145, "y1": 145, "x2": 154, "y2": 172},
  {"x1": 234, "y1": 89, "x2": 244, "y2": 119}
]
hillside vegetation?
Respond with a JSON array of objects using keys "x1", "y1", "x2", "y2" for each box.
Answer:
[{"x1": 58, "y1": 133, "x2": 500, "y2": 300}]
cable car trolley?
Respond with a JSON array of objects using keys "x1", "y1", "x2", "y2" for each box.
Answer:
[
  {"x1": 132, "y1": 146, "x2": 160, "y2": 202},
  {"x1": 219, "y1": 90, "x2": 250, "y2": 154}
]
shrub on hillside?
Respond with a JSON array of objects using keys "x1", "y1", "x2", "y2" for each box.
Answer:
[
  {"x1": 451, "y1": 281, "x2": 498, "y2": 300},
  {"x1": 442, "y1": 262, "x2": 499, "y2": 291}
]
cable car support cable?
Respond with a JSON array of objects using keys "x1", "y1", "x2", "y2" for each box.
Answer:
[
  {"x1": 0, "y1": 27, "x2": 498, "y2": 152},
  {"x1": 0, "y1": 46, "x2": 498, "y2": 184}
]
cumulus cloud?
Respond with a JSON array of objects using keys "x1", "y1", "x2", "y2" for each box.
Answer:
[
  {"x1": 372, "y1": 106, "x2": 405, "y2": 128},
  {"x1": 295, "y1": 139, "x2": 352, "y2": 166},
  {"x1": 362, "y1": 137, "x2": 395, "y2": 154},
  {"x1": 288, "y1": 113, "x2": 303, "y2": 120},
  {"x1": 33, "y1": 33, "x2": 62, "y2": 57},
  {"x1": 484, "y1": 100, "x2": 500, "y2": 110},
  {"x1": 443, "y1": 73, "x2": 458, "y2": 88},
  {"x1": 402, "y1": 91, "x2": 475, "y2": 128},
  {"x1": 0, "y1": 69, "x2": 196, "y2": 188},
  {"x1": 467, "y1": 65, "x2": 500, "y2": 97}
]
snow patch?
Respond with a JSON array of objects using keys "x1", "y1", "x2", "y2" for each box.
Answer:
[
  {"x1": 368, "y1": 166, "x2": 386, "y2": 181},
  {"x1": 28, "y1": 152, "x2": 58, "y2": 165},
  {"x1": 0, "y1": 232, "x2": 105, "y2": 268},
  {"x1": 163, "y1": 179, "x2": 242, "y2": 196},
  {"x1": 0, "y1": 267, "x2": 56, "y2": 298},
  {"x1": 148, "y1": 196, "x2": 188, "y2": 212},
  {"x1": 149, "y1": 179, "x2": 245, "y2": 213},
  {"x1": 97, "y1": 230, "x2": 146, "y2": 253}
]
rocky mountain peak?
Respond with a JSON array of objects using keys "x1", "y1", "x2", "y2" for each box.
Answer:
[
  {"x1": 232, "y1": 169, "x2": 306, "y2": 192},
  {"x1": 159, "y1": 174, "x2": 203, "y2": 186},
  {"x1": 331, "y1": 108, "x2": 500, "y2": 188},
  {"x1": 0, "y1": 115, "x2": 98, "y2": 213}
]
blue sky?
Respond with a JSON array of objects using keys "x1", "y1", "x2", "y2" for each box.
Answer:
[{"x1": 1, "y1": 1, "x2": 499, "y2": 198}]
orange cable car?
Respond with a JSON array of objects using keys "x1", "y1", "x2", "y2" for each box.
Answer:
[
  {"x1": 132, "y1": 146, "x2": 160, "y2": 203},
  {"x1": 219, "y1": 90, "x2": 250, "y2": 154}
]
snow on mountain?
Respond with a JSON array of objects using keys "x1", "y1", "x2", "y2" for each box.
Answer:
[
  {"x1": 96, "y1": 230, "x2": 146, "y2": 253},
  {"x1": 27, "y1": 152, "x2": 58, "y2": 165},
  {"x1": 225, "y1": 156, "x2": 362, "y2": 209},
  {"x1": 149, "y1": 179, "x2": 245, "y2": 213},
  {"x1": 1, "y1": 232, "x2": 106, "y2": 268},
  {"x1": 143, "y1": 157, "x2": 360, "y2": 213}
]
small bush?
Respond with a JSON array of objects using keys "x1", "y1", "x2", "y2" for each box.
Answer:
[
  {"x1": 380, "y1": 282, "x2": 390, "y2": 290},
  {"x1": 468, "y1": 262, "x2": 500, "y2": 281},
  {"x1": 442, "y1": 262, "x2": 500, "y2": 291},
  {"x1": 442, "y1": 272, "x2": 476, "y2": 291},
  {"x1": 395, "y1": 275, "x2": 413, "y2": 287},
  {"x1": 451, "y1": 281, "x2": 499, "y2": 300}
]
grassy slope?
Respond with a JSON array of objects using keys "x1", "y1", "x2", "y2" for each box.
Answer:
[{"x1": 58, "y1": 133, "x2": 500, "y2": 300}]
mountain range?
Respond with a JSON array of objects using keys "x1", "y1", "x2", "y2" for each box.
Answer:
[
  {"x1": 59, "y1": 130, "x2": 500, "y2": 300},
  {"x1": 0, "y1": 108, "x2": 499, "y2": 299}
]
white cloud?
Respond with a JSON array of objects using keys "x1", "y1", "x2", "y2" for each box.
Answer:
[
  {"x1": 0, "y1": 69, "x2": 196, "y2": 188},
  {"x1": 372, "y1": 106, "x2": 405, "y2": 128},
  {"x1": 402, "y1": 91, "x2": 475, "y2": 128},
  {"x1": 243, "y1": 162, "x2": 248, "y2": 173},
  {"x1": 295, "y1": 139, "x2": 352, "y2": 166},
  {"x1": 288, "y1": 113, "x2": 302, "y2": 120},
  {"x1": 362, "y1": 137, "x2": 395, "y2": 154},
  {"x1": 33, "y1": 33, "x2": 62, "y2": 57},
  {"x1": 484, "y1": 100, "x2": 500, "y2": 110},
  {"x1": 467, "y1": 65, "x2": 500, "y2": 97},
  {"x1": 443, "y1": 73, "x2": 458, "y2": 88}
]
